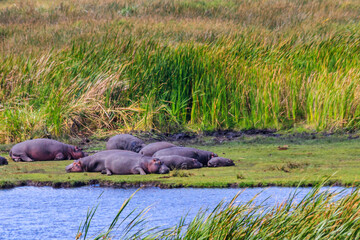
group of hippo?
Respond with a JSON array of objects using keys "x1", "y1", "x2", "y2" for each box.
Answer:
[{"x1": 2, "y1": 134, "x2": 235, "y2": 175}]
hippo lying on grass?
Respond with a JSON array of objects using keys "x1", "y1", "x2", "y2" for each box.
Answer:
[
  {"x1": 0, "y1": 157, "x2": 8, "y2": 165},
  {"x1": 207, "y1": 157, "x2": 235, "y2": 167},
  {"x1": 106, "y1": 134, "x2": 146, "y2": 153},
  {"x1": 103, "y1": 155, "x2": 170, "y2": 175},
  {"x1": 10, "y1": 139, "x2": 86, "y2": 162},
  {"x1": 153, "y1": 147, "x2": 218, "y2": 165},
  {"x1": 139, "y1": 142, "x2": 176, "y2": 156},
  {"x1": 66, "y1": 150, "x2": 170, "y2": 175},
  {"x1": 65, "y1": 150, "x2": 125, "y2": 172},
  {"x1": 157, "y1": 155, "x2": 203, "y2": 170}
]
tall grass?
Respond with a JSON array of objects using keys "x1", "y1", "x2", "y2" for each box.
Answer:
[
  {"x1": 1, "y1": 0, "x2": 360, "y2": 142},
  {"x1": 81, "y1": 184, "x2": 360, "y2": 239}
]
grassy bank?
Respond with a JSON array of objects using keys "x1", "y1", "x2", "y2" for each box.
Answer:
[
  {"x1": 1, "y1": 135, "x2": 360, "y2": 188},
  {"x1": 1, "y1": 0, "x2": 360, "y2": 143}
]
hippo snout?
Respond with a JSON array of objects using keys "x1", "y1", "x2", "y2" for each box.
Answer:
[
  {"x1": 159, "y1": 164, "x2": 170, "y2": 174},
  {"x1": 207, "y1": 162, "x2": 215, "y2": 167},
  {"x1": 65, "y1": 163, "x2": 74, "y2": 173}
]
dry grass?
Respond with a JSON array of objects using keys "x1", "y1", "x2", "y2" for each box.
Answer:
[{"x1": 1, "y1": 0, "x2": 360, "y2": 143}]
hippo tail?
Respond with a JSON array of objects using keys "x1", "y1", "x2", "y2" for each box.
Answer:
[{"x1": 9, "y1": 150, "x2": 12, "y2": 158}]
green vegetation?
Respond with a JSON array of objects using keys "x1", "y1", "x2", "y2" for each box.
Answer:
[
  {"x1": 78, "y1": 183, "x2": 360, "y2": 239},
  {"x1": 1, "y1": 136, "x2": 360, "y2": 188},
  {"x1": 1, "y1": 0, "x2": 360, "y2": 143}
]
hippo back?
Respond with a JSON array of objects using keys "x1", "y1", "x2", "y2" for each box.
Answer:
[
  {"x1": 153, "y1": 146, "x2": 216, "y2": 165},
  {"x1": 10, "y1": 139, "x2": 79, "y2": 161},
  {"x1": 139, "y1": 142, "x2": 176, "y2": 156},
  {"x1": 106, "y1": 134, "x2": 145, "y2": 152},
  {"x1": 153, "y1": 147, "x2": 199, "y2": 159}
]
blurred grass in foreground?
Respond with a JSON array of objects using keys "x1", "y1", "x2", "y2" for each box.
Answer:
[{"x1": 78, "y1": 183, "x2": 360, "y2": 239}]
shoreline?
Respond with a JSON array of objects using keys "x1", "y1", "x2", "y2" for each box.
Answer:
[{"x1": 0, "y1": 179, "x2": 351, "y2": 190}]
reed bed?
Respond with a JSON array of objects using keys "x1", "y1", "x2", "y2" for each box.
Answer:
[
  {"x1": 1, "y1": 0, "x2": 360, "y2": 143},
  {"x1": 79, "y1": 184, "x2": 360, "y2": 239}
]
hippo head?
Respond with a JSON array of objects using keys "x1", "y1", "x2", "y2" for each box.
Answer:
[
  {"x1": 207, "y1": 157, "x2": 234, "y2": 167},
  {"x1": 159, "y1": 163, "x2": 170, "y2": 174},
  {"x1": 70, "y1": 146, "x2": 87, "y2": 159},
  {"x1": 192, "y1": 159, "x2": 203, "y2": 168},
  {"x1": 65, "y1": 161, "x2": 84, "y2": 172},
  {"x1": 148, "y1": 158, "x2": 170, "y2": 174}
]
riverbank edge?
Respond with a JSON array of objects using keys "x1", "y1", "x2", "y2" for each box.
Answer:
[{"x1": 0, "y1": 179, "x2": 354, "y2": 190}]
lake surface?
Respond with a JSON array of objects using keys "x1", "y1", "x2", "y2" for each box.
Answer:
[{"x1": 0, "y1": 186, "x2": 351, "y2": 239}]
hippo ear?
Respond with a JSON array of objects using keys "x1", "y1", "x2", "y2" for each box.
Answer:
[
  {"x1": 74, "y1": 161, "x2": 82, "y2": 166},
  {"x1": 152, "y1": 159, "x2": 160, "y2": 164}
]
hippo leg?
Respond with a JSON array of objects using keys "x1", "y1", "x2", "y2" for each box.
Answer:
[
  {"x1": 11, "y1": 156, "x2": 21, "y2": 162},
  {"x1": 101, "y1": 170, "x2": 107, "y2": 174},
  {"x1": 55, "y1": 153, "x2": 65, "y2": 160},
  {"x1": 180, "y1": 163, "x2": 188, "y2": 169},
  {"x1": 134, "y1": 167, "x2": 146, "y2": 175},
  {"x1": 17, "y1": 154, "x2": 34, "y2": 162},
  {"x1": 106, "y1": 169, "x2": 112, "y2": 176}
]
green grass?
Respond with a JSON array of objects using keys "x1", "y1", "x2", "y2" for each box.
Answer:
[
  {"x1": 1, "y1": 0, "x2": 360, "y2": 143},
  {"x1": 78, "y1": 183, "x2": 360, "y2": 239},
  {"x1": 1, "y1": 136, "x2": 360, "y2": 188}
]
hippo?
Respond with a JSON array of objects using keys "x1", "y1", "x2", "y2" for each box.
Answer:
[
  {"x1": 66, "y1": 150, "x2": 137, "y2": 173},
  {"x1": 66, "y1": 150, "x2": 170, "y2": 175},
  {"x1": 157, "y1": 155, "x2": 203, "y2": 170},
  {"x1": 0, "y1": 156, "x2": 8, "y2": 165},
  {"x1": 153, "y1": 147, "x2": 217, "y2": 165},
  {"x1": 139, "y1": 142, "x2": 176, "y2": 156},
  {"x1": 9, "y1": 139, "x2": 87, "y2": 162},
  {"x1": 207, "y1": 157, "x2": 235, "y2": 167},
  {"x1": 103, "y1": 155, "x2": 170, "y2": 175},
  {"x1": 106, "y1": 134, "x2": 146, "y2": 153}
]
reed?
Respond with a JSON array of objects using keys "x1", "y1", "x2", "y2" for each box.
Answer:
[
  {"x1": 81, "y1": 183, "x2": 360, "y2": 239},
  {"x1": 1, "y1": 0, "x2": 360, "y2": 143}
]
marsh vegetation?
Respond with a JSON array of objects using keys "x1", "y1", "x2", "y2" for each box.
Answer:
[
  {"x1": 1, "y1": 0, "x2": 360, "y2": 143},
  {"x1": 77, "y1": 184, "x2": 360, "y2": 239}
]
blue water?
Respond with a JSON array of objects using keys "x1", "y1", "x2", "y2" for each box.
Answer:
[{"x1": 0, "y1": 186, "x2": 351, "y2": 239}]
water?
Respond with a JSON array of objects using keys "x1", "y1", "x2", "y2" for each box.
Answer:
[{"x1": 0, "y1": 186, "x2": 351, "y2": 239}]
